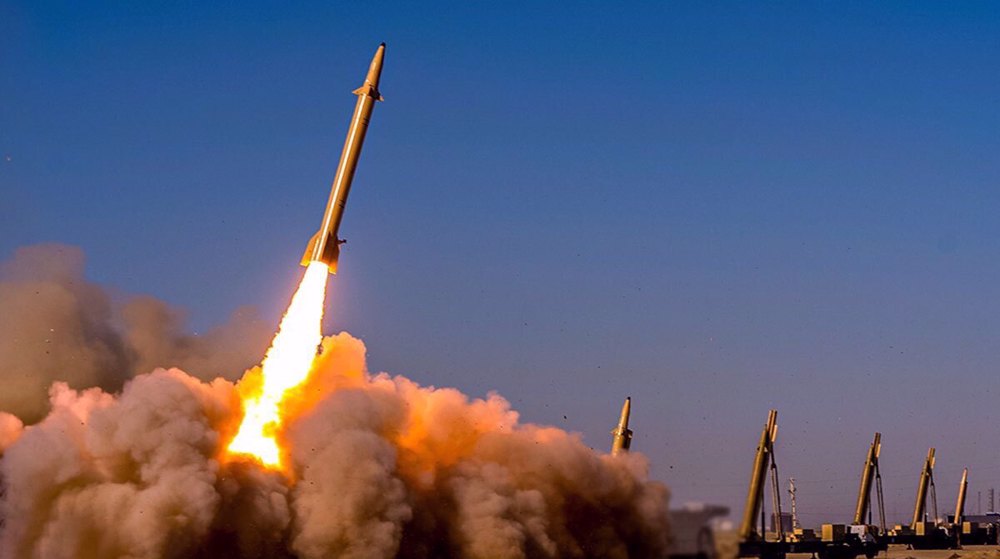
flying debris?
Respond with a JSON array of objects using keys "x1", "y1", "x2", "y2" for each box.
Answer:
[
  {"x1": 610, "y1": 396, "x2": 632, "y2": 455},
  {"x1": 302, "y1": 43, "x2": 386, "y2": 274}
]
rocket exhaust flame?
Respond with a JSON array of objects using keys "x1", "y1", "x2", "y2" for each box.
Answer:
[
  {"x1": 227, "y1": 43, "x2": 384, "y2": 467},
  {"x1": 226, "y1": 262, "x2": 329, "y2": 468},
  {"x1": 226, "y1": 43, "x2": 384, "y2": 467}
]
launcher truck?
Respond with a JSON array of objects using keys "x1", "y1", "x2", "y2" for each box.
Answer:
[
  {"x1": 736, "y1": 412, "x2": 882, "y2": 559},
  {"x1": 888, "y1": 448, "x2": 957, "y2": 549}
]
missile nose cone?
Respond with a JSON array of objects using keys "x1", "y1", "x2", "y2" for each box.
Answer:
[
  {"x1": 618, "y1": 397, "x2": 631, "y2": 428},
  {"x1": 366, "y1": 43, "x2": 385, "y2": 90},
  {"x1": 610, "y1": 396, "x2": 634, "y2": 456},
  {"x1": 351, "y1": 43, "x2": 385, "y2": 100}
]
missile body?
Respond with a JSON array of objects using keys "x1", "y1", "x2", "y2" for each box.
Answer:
[
  {"x1": 739, "y1": 410, "x2": 778, "y2": 541},
  {"x1": 302, "y1": 43, "x2": 385, "y2": 274},
  {"x1": 852, "y1": 432, "x2": 882, "y2": 525},
  {"x1": 911, "y1": 447, "x2": 936, "y2": 527},
  {"x1": 954, "y1": 468, "x2": 968, "y2": 524},
  {"x1": 610, "y1": 397, "x2": 633, "y2": 455}
]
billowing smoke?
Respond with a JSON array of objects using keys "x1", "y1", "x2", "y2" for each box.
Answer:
[
  {"x1": 1, "y1": 340, "x2": 669, "y2": 558},
  {"x1": 0, "y1": 244, "x2": 272, "y2": 422},
  {"x1": 0, "y1": 247, "x2": 670, "y2": 558},
  {"x1": 0, "y1": 413, "x2": 21, "y2": 454}
]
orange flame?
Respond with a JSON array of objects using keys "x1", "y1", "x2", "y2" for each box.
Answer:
[{"x1": 226, "y1": 261, "x2": 329, "y2": 468}]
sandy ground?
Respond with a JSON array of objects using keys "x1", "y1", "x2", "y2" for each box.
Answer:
[
  {"x1": 713, "y1": 531, "x2": 1000, "y2": 559},
  {"x1": 868, "y1": 546, "x2": 1000, "y2": 559}
]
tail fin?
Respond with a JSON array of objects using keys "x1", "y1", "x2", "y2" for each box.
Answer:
[{"x1": 300, "y1": 232, "x2": 340, "y2": 274}]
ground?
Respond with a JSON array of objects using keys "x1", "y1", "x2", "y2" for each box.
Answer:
[
  {"x1": 875, "y1": 547, "x2": 1000, "y2": 559},
  {"x1": 714, "y1": 531, "x2": 1000, "y2": 559}
]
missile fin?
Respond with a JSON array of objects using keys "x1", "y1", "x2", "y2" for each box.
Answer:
[
  {"x1": 353, "y1": 85, "x2": 383, "y2": 101},
  {"x1": 301, "y1": 232, "x2": 320, "y2": 267},
  {"x1": 301, "y1": 232, "x2": 340, "y2": 274}
]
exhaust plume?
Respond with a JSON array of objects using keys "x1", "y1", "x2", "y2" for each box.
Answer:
[
  {"x1": 1, "y1": 332, "x2": 670, "y2": 558},
  {"x1": 0, "y1": 245, "x2": 670, "y2": 557}
]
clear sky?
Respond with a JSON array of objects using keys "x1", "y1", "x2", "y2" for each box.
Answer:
[{"x1": 3, "y1": 2, "x2": 1000, "y2": 525}]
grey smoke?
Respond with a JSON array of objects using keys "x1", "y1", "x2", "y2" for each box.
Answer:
[{"x1": 0, "y1": 244, "x2": 272, "y2": 422}]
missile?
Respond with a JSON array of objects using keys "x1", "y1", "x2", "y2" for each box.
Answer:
[
  {"x1": 852, "y1": 432, "x2": 882, "y2": 525},
  {"x1": 739, "y1": 409, "x2": 778, "y2": 541},
  {"x1": 954, "y1": 467, "x2": 968, "y2": 524},
  {"x1": 301, "y1": 42, "x2": 385, "y2": 274},
  {"x1": 911, "y1": 447, "x2": 936, "y2": 527},
  {"x1": 610, "y1": 397, "x2": 633, "y2": 456}
]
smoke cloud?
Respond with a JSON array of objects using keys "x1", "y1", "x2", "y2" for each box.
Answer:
[
  {"x1": 1, "y1": 332, "x2": 670, "y2": 558},
  {"x1": 0, "y1": 244, "x2": 272, "y2": 422},
  {"x1": 0, "y1": 245, "x2": 670, "y2": 557},
  {"x1": 0, "y1": 413, "x2": 21, "y2": 454}
]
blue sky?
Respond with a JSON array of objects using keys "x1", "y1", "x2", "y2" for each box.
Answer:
[{"x1": 4, "y1": 2, "x2": 1000, "y2": 522}]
